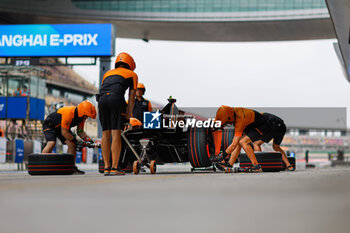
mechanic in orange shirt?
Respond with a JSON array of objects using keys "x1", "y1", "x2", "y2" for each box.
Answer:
[
  {"x1": 42, "y1": 100, "x2": 96, "y2": 174},
  {"x1": 98, "y1": 52, "x2": 138, "y2": 176},
  {"x1": 132, "y1": 82, "x2": 152, "y2": 123},
  {"x1": 214, "y1": 106, "x2": 270, "y2": 172}
]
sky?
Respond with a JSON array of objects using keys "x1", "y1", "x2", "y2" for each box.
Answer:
[{"x1": 73, "y1": 38, "x2": 350, "y2": 127}]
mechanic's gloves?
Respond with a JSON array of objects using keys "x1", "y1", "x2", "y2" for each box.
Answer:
[
  {"x1": 83, "y1": 136, "x2": 94, "y2": 144},
  {"x1": 72, "y1": 138, "x2": 85, "y2": 151}
]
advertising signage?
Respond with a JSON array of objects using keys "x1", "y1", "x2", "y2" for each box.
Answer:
[{"x1": 0, "y1": 24, "x2": 114, "y2": 57}]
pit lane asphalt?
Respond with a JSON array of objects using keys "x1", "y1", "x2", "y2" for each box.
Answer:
[{"x1": 1, "y1": 167, "x2": 350, "y2": 233}]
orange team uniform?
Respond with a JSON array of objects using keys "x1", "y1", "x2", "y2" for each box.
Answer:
[
  {"x1": 213, "y1": 107, "x2": 267, "y2": 154},
  {"x1": 98, "y1": 67, "x2": 138, "y2": 130},
  {"x1": 43, "y1": 106, "x2": 86, "y2": 143}
]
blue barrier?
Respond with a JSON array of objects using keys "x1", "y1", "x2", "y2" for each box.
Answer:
[
  {"x1": 14, "y1": 139, "x2": 24, "y2": 163},
  {"x1": 29, "y1": 97, "x2": 37, "y2": 119},
  {"x1": 98, "y1": 148, "x2": 102, "y2": 160},
  {"x1": 7, "y1": 97, "x2": 27, "y2": 119},
  {"x1": 0, "y1": 97, "x2": 45, "y2": 120},
  {"x1": 0, "y1": 97, "x2": 6, "y2": 118},
  {"x1": 37, "y1": 99, "x2": 45, "y2": 120},
  {"x1": 76, "y1": 151, "x2": 82, "y2": 164}
]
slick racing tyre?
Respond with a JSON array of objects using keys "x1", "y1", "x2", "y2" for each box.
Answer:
[
  {"x1": 221, "y1": 127, "x2": 237, "y2": 163},
  {"x1": 221, "y1": 127, "x2": 234, "y2": 151},
  {"x1": 187, "y1": 127, "x2": 214, "y2": 168},
  {"x1": 239, "y1": 152, "x2": 283, "y2": 172},
  {"x1": 28, "y1": 153, "x2": 75, "y2": 175}
]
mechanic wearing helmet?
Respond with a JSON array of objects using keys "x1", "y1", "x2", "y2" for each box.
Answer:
[
  {"x1": 98, "y1": 52, "x2": 138, "y2": 176},
  {"x1": 132, "y1": 82, "x2": 152, "y2": 123},
  {"x1": 42, "y1": 100, "x2": 97, "y2": 174},
  {"x1": 252, "y1": 112, "x2": 294, "y2": 171},
  {"x1": 214, "y1": 106, "x2": 269, "y2": 172}
]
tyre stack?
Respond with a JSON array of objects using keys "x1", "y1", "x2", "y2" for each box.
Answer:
[
  {"x1": 239, "y1": 152, "x2": 284, "y2": 172},
  {"x1": 28, "y1": 153, "x2": 75, "y2": 175}
]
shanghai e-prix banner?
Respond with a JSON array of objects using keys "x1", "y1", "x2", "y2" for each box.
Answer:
[{"x1": 0, "y1": 24, "x2": 113, "y2": 57}]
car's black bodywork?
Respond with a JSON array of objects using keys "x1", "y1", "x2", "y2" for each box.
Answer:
[{"x1": 99, "y1": 98, "x2": 229, "y2": 173}]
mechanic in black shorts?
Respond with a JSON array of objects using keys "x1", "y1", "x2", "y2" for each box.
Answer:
[
  {"x1": 252, "y1": 113, "x2": 294, "y2": 171},
  {"x1": 214, "y1": 106, "x2": 270, "y2": 172},
  {"x1": 42, "y1": 100, "x2": 97, "y2": 174},
  {"x1": 98, "y1": 52, "x2": 138, "y2": 176}
]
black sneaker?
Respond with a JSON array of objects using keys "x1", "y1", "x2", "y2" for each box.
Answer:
[
  {"x1": 73, "y1": 166, "x2": 85, "y2": 175},
  {"x1": 252, "y1": 165, "x2": 263, "y2": 172},
  {"x1": 104, "y1": 168, "x2": 111, "y2": 176},
  {"x1": 110, "y1": 168, "x2": 125, "y2": 176},
  {"x1": 210, "y1": 154, "x2": 223, "y2": 162}
]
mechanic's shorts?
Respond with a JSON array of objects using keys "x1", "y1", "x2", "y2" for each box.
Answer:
[
  {"x1": 98, "y1": 94, "x2": 127, "y2": 130},
  {"x1": 43, "y1": 120, "x2": 70, "y2": 144},
  {"x1": 244, "y1": 111, "x2": 271, "y2": 142},
  {"x1": 260, "y1": 121, "x2": 286, "y2": 145}
]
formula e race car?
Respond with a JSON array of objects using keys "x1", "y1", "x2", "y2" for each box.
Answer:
[
  {"x1": 98, "y1": 97, "x2": 235, "y2": 174},
  {"x1": 98, "y1": 97, "x2": 291, "y2": 174}
]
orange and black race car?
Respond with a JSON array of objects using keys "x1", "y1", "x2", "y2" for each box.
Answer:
[
  {"x1": 98, "y1": 97, "x2": 231, "y2": 174},
  {"x1": 98, "y1": 97, "x2": 292, "y2": 174}
]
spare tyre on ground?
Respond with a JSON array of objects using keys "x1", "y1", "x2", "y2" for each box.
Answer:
[
  {"x1": 28, "y1": 153, "x2": 75, "y2": 175},
  {"x1": 239, "y1": 152, "x2": 284, "y2": 172}
]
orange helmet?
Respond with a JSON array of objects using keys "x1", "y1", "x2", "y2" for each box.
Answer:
[
  {"x1": 77, "y1": 100, "x2": 96, "y2": 119},
  {"x1": 130, "y1": 117, "x2": 142, "y2": 127},
  {"x1": 137, "y1": 82, "x2": 145, "y2": 93},
  {"x1": 215, "y1": 105, "x2": 235, "y2": 125},
  {"x1": 137, "y1": 82, "x2": 145, "y2": 89},
  {"x1": 115, "y1": 52, "x2": 136, "y2": 71}
]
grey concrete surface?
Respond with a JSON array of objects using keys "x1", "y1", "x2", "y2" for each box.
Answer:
[{"x1": 1, "y1": 167, "x2": 350, "y2": 233}]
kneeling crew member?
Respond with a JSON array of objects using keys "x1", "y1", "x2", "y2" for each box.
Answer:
[
  {"x1": 42, "y1": 100, "x2": 97, "y2": 174},
  {"x1": 253, "y1": 113, "x2": 294, "y2": 171},
  {"x1": 132, "y1": 82, "x2": 152, "y2": 123},
  {"x1": 98, "y1": 52, "x2": 138, "y2": 176},
  {"x1": 215, "y1": 106, "x2": 269, "y2": 172}
]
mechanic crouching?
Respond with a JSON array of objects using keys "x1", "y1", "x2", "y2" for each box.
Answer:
[
  {"x1": 98, "y1": 52, "x2": 138, "y2": 176},
  {"x1": 42, "y1": 100, "x2": 97, "y2": 174},
  {"x1": 252, "y1": 113, "x2": 294, "y2": 171},
  {"x1": 214, "y1": 106, "x2": 270, "y2": 173}
]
